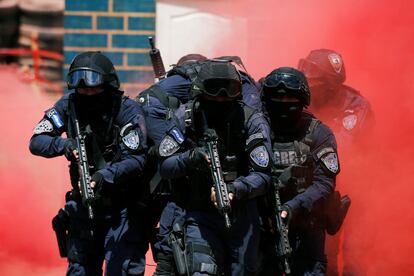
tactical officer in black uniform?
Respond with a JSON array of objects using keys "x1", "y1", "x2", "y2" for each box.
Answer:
[
  {"x1": 158, "y1": 60, "x2": 272, "y2": 275},
  {"x1": 299, "y1": 49, "x2": 367, "y2": 275},
  {"x1": 259, "y1": 67, "x2": 340, "y2": 275},
  {"x1": 298, "y1": 49, "x2": 374, "y2": 147},
  {"x1": 29, "y1": 52, "x2": 148, "y2": 276},
  {"x1": 138, "y1": 53, "x2": 208, "y2": 275}
]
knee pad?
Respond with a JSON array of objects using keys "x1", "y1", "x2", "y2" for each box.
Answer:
[
  {"x1": 154, "y1": 252, "x2": 175, "y2": 275},
  {"x1": 187, "y1": 242, "x2": 218, "y2": 275}
]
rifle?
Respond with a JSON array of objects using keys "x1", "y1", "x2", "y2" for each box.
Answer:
[
  {"x1": 148, "y1": 36, "x2": 166, "y2": 80},
  {"x1": 272, "y1": 175, "x2": 292, "y2": 274},
  {"x1": 73, "y1": 113, "x2": 95, "y2": 232},
  {"x1": 204, "y1": 129, "x2": 232, "y2": 229}
]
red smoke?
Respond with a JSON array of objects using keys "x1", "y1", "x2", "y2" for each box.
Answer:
[
  {"x1": 0, "y1": 67, "x2": 158, "y2": 275},
  {"x1": 208, "y1": 0, "x2": 414, "y2": 275},
  {"x1": 1, "y1": 1, "x2": 413, "y2": 275},
  {"x1": 0, "y1": 66, "x2": 68, "y2": 274}
]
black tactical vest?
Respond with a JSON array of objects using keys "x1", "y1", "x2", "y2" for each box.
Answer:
[
  {"x1": 184, "y1": 102, "x2": 253, "y2": 211},
  {"x1": 67, "y1": 93, "x2": 122, "y2": 187},
  {"x1": 272, "y1": 117, "x2": 319, "y2": 201}
]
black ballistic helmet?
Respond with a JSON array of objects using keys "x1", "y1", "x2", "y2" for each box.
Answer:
[
  {"x1": 67, "y1": 51, "x2": 120, "y2": 90},
  {"x1": 194, "y1": 60, "x2": 242, "y2": 99},
  {"x1": 298, "y1": 49, "x2": 346, "y2": 84},
  {"x1": 262, "y1": 67, "x2": 311, "y2": 107},
  {"x1": 176, "y1": 53, "x2": 207, "y2": 66}
]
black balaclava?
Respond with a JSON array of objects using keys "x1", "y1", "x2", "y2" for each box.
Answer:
[
  {"x1": 200, "y1": 98, "x2": 238, "y2": 130},
  {"x1": 74, "y1": 87, "x2": 113, "y2": 119},
  {"x1": 266, "y1": 91, "x2": 304, "y2": 131}
]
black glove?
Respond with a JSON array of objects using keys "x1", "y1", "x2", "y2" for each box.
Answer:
[
  {"x1": 91, "y1": 172, "x2": 104, "y2": 199},
  {"x1": 226, "y1": 182, "x2": 236, "y2": 194},
  {"x1": 187, "y1": 147, "x2": 209, "y2": 170},
  {"x1": 281, "y1": 204, "x2": 294, "y2": 225},
  {"x1": 203, "y1": 128, "x2": 218, "y2": 141},
  {"x1": 64, "y1": 138, "x2": 77, "y2": 162}
]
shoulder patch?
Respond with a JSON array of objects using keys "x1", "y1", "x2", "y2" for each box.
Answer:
[
  {"x1": 328, "y1": 53, "x2": 343, "y2": 73},
  {"x1": 321, "y1": 152, "x2": 339, "y2": 174},
  {"x1": 121, "y1": 123, "x2": 141, "y2": 150},
  {"x1": 168, "y1": 127, "x2": 185, "y2": 144},
  {"x1": 122, "y1": 129, "x2": 140, "y2": 150},
  {"x1": 316, "y1": 147, "x2": 335, "y2": 159},
  {"x1": 159, "y1": 135, "x2": 180, "y2": 157},
  {"x1": 34, "y1": 119, "x2": 53, "y2": 134},
  {"x1": 249, "y1": 145, "x2": 269, "y2": 168},
  {"x1": 343, "y1": 114, "x2": 358, "y2": 130},
  {"x1": 46, "y1": 108, "x2": 64, "y2": 128}
]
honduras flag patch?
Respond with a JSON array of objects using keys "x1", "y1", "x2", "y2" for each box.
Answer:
[
  {"x1": 46, "y1": 108, "x2": 64, "y2": 128},
  {"x1": 169, "y1": 127, "x2": 185, "y2": 144}
]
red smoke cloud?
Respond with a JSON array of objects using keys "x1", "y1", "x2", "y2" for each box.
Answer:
[
  {"x1": 0, "y1": 67, "x2": 157, "y2": 275},
  {"x1": 210, "y1": 0, "x2": 414, "y2": 275},
  {"x1": 0, "y1": 67, "x2": 68, "y2": 274},
  {"x1": 1, "y1": 1, "x2": 413, "y2": 275}
]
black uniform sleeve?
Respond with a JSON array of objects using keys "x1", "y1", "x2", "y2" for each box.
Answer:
[
  {"x1": 29, "y1": 95, "x2": 69, "y2": 158},
  {"x1": 285, "y1": 123, "x2": 339, "y2": 212},
  {"x1": 98, "y1": 98, "x2": 147, "y2": 184},
  {"x1": 232, "y1": 111, "x2": 272, "y2": 200}
]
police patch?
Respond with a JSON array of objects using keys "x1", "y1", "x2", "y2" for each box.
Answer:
[
  {"x1": 343, "y1": 114, "x2": 358, "y2": 130},
  {"x1": 34, "y1": 119, "x2": 53, "y2": 134},
  {"x1": 46, "y1": 108, "x2": 63, "y2": 128},
  {"x1": 321, "y1": 152, "x2": 339, "y2": 174},
  {"x1": 159, "y1": 135, "x2": 180, "y2": 157},
  {"x1": 122, "y1": 130, "x2": 140, "y2": 150},
  {"x1": 328, "y1": 53, "x2": 343, "y2": 73},
  {"x1": 249, "y1": 145, "x2": 269, "y2": 168}
]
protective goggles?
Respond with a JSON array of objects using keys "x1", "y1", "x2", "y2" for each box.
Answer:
[
  {"x1": 263, "y1": 72, "x2": 306, "y2": 91},
  {"x1": 67, "y1": 69, "x2": 104, "y2": 88},
  {"x1": 203, "y1": 79, "x2": 241, "y2": 98},
  {"x1": 297, "y1": 59, "x2": 323, "y2": 79}
]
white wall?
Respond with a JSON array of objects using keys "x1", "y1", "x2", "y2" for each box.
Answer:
[{"x1": 156, "y1": 0, "x2": 247, "y2": 70}]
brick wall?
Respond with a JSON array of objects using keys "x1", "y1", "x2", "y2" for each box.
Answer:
[{"x1": 64, "y1": 0, "x2": 155, "y2": 96}]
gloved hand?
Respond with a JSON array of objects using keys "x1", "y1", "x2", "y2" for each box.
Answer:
[
  {"x1": 226, "y1": 182, "x2": 236, "y2": 201},
  {"x1": 187, "y1": 146, "x2": 210, "y2": 170},
  {"x1": 90, "y1": 172, "x2": 104, "y2": 199},
  {"x1": 210, "y1": 183, "x2": 236, "y2": 207},
  {"x1": 281, "y1": 204, "x2": 294, "y2": 225},
  {"x1": 64, "y1": 138, "x2": 78, "y2": 162}
]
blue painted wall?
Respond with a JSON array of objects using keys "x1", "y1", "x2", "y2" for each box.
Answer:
[{"x1": 64, "y1": 0, "x2": 155, "y2": 96}]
